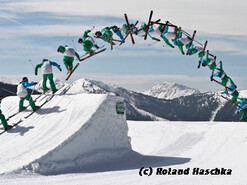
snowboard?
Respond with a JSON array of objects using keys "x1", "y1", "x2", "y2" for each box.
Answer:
[
  {"x1": 65, "y1": 48, "x2": 106, "y2": 81},
  {"x1": 197, "y1": 41, "x2": 208, "y2": 68}
]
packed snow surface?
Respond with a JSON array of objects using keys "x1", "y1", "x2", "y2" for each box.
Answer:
[
  {"x1": 1, "y1": 120, "x2": 247, "y2": 185},
  {"x1": 0, "y1": 83, "x2": 247, "y2": 185},
  {"x1": 0, "y1": 85, "x2": 130, "y2": 175}
]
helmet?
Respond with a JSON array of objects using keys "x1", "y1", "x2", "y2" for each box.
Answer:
[
  {"x1": 57, "y1": 45, "x2": 65, "y2": 53},
  {"x1": 78, "y1": 38, "x2": 83, "y2": 43},
  {"x1": 43, "y1": 59, "x2": 48, "y2": 62},
  {"x1": 112, "y1": 25, "x2": 119, "y2": 32},
  {"x1": 201, "y1": 60, "x2": 207, "y2": 67},
  {"x1": 95, "y1": 31, "x2": 102, "y2": 37},
  {"x1": 22, "y1": 77, "x2": 28, "y2": 82}
]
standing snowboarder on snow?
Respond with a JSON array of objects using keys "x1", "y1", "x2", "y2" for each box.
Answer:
[
  {"x1": 0, "y1": 97, "x2": 12, "y2": 131},
  {"x1": 35, "y1": 59, "x2": 62, "y2": 94},
  {"x1": 57, "y1": 45, "x2": 80, "y2": 74},
  {"x1": 78, "y1": 30, "x2": 100, "y2": 55},
  {"x1": 237, "y1": 98, "x2": 247, "y2": 122},
  {"x1": 16, "y1": 77, "x2": 38, "y2": 112}
]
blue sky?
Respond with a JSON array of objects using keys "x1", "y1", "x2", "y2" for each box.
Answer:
[{"x1": 0, "y1": 0, "x2": 247, "y2": 92}]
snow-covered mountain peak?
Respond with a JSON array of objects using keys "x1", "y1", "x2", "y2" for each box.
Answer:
[
  {"x1": 142, "y1": 81, "x2": 200, "y2": 99},
  {"x1": 0, "y1": 76, "x2": 18, "y2": 85},
  {"x1": 64, "y1": 78, "x2": 129, "y2": 95}
]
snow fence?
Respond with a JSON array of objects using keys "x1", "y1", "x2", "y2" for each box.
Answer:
[{"x1": 0, "y1": 92, "x2": 131, "y2": 175}]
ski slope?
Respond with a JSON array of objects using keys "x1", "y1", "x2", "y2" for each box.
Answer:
[
  {"x1": 0, "y1": 86, "x2": 130, "y2": 175},
  {"x1": 1, "y1": 120, "x2": 247, "y2": 184},
  {"x1": 1, "y1": 84, "x2": 247, "y2": 184}
]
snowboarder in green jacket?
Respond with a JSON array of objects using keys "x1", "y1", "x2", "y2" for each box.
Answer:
[
  {"x1": 133, "y1": 22, "x2": 148, "y2": 38},
  {"x1": 222, "y1": 78, "x2": 239, "y2": 102},
  {"x1": 187, "y1": 44, "x2": 205, "y2": 58},
  {"x1": 212, "y1": 61, "x2": 230, "y2": 85},
  {"x1": 173, "y1": 31, "x2": 193, "y2": 55},
  {"x1": 78, "y1": 30, "x2": 100, "y2": 55},
  {"x1": 35, "y1": 59, "x2": 62, "y2": 94},
  {"x1": 201, "y1": 50, "x2": 217, "y2": 72},
  {"x1": 57, "y1": 45, "x2": 80, "y2": 74},
  {"x1": 0, "y1": 97, "x2": 12, "y2": 131},
  {"x1": 159, "y1": 24, "x2": 180, "y2": 48},
  {"x1": 95, "y1": 27, "x2": 115, "y2": 44}
]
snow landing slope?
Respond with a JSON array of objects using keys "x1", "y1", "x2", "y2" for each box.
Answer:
[{"x1": 0, "y1": 84, "x2": 131, "y2": 175}]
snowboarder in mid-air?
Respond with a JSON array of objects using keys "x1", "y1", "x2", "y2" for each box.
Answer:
[
  {"x1": 159, "y1": 24, "x2": 180, "y2": 48},
  {"x1": 57, "y1": 45, "x2": 80, "y2": 74},
  {"x1": 173, "y1": 31, "x2": 193, "y2": 55},
  {"x1": 133, "y1": 22, "x2": 148, "y2": 38},
  {"x1": 212, "y1": 61, "x2": 230, "y2": 85},
  {"x1": 78, "y1": 30, "x2": 100, "y2": 55},
  {"x1": 222, "y1": 78, "x2": 239, "y2": 103},
  {"x1": 95, "y1": 27, "x2": 115, "y2": 45},
  {"x1": 187, "y1": 43, "x2": 206, "y2": 58},
  {"x1": 35, "y1": 59, "x2": 62, "y2": 94},
  {"x1": 0, "y1": 97, "x2": 12, "y2": 131},
  {"x1": 201, "y1": 50, "x2": 217, "y2": 79},
  {"x1": 237, "y1": 98, "x2": 247, "y2": 122},
  {"x1": 111, "y1": 25, "x2": 125, "y2": 42},
  {"x1": 16, "y1": 77, "x2": 38, "y2": 112}
]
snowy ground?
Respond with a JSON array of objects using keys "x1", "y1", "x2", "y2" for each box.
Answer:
[
  {"x1": 1, "y1": 120, "x2": 247, "y2": 185},
  {"x1": 1, "y1": 85, "x2": 247, "y2": 185}
]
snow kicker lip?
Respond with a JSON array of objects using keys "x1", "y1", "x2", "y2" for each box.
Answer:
[{"x1": 0, "y1": 94, "x2": 131, "y2": 175}]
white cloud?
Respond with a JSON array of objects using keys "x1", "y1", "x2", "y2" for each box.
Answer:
[
  {"x1": 66, "y1": 73, "x2": 209, "y2": 85},
  {"x1": 1, "y1": 0, "x2": 247, "y2": 36},
  {"x1": 206, "y1": 39, "x2": 247, "y2": 56}
]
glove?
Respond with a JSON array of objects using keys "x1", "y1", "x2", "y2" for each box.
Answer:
[
  {"x1": 34, "y1": 82, "x2": 38, "y2": 85},
  {"x1": 59, "y1": 68, "x2": 62, "y2": 71},
  {"x1": 87, "y1": 30, "x2": 91, "y2": 33},
  {"x1": 35, "y1": 71, "x2": 38, "y2": 76}
]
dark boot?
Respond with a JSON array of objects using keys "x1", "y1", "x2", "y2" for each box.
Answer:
[{"x1": 4, "y1": 125, "x2": 13, "y2": 131}]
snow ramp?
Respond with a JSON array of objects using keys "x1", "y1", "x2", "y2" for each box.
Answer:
[{"x1": 0, "y1": 86, "x2": 131, "y2": 175}]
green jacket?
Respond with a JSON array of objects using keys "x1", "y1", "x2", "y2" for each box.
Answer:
[
  {"x1": 205, "y1": 52, "x2": 216, "y2": 70},
  {"x1": 101, "y1": 27, "x2": 113, "y2": 38},
  {"x1": 81, "y1": 30, "x2": 93, "y2": 51}
]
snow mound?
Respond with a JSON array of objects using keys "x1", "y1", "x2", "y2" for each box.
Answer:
[
  {"x1": 0, "y1": 86, "x2": 131, "y2": 175},
  {"x1": 142, "y1": 82, "x2": 200, "y2": 99}
]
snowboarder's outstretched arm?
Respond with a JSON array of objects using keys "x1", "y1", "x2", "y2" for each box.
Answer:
[
  {"x1": 35, "y1": 64, "x2": 42, "y2": 75},
  {"x1": 21, "y1": 81, "x2": 37, "y2": 88},
  {"x1": 50, "y1": 61, "x2": 62, "y2": 71},
  {"x1": 82, "y1": 30, "x2": 91, "y2": 41}
]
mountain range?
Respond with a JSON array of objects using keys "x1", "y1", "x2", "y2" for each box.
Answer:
[{"x1": 0, "y1": 77, "x2": 245, "y2": 121}]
